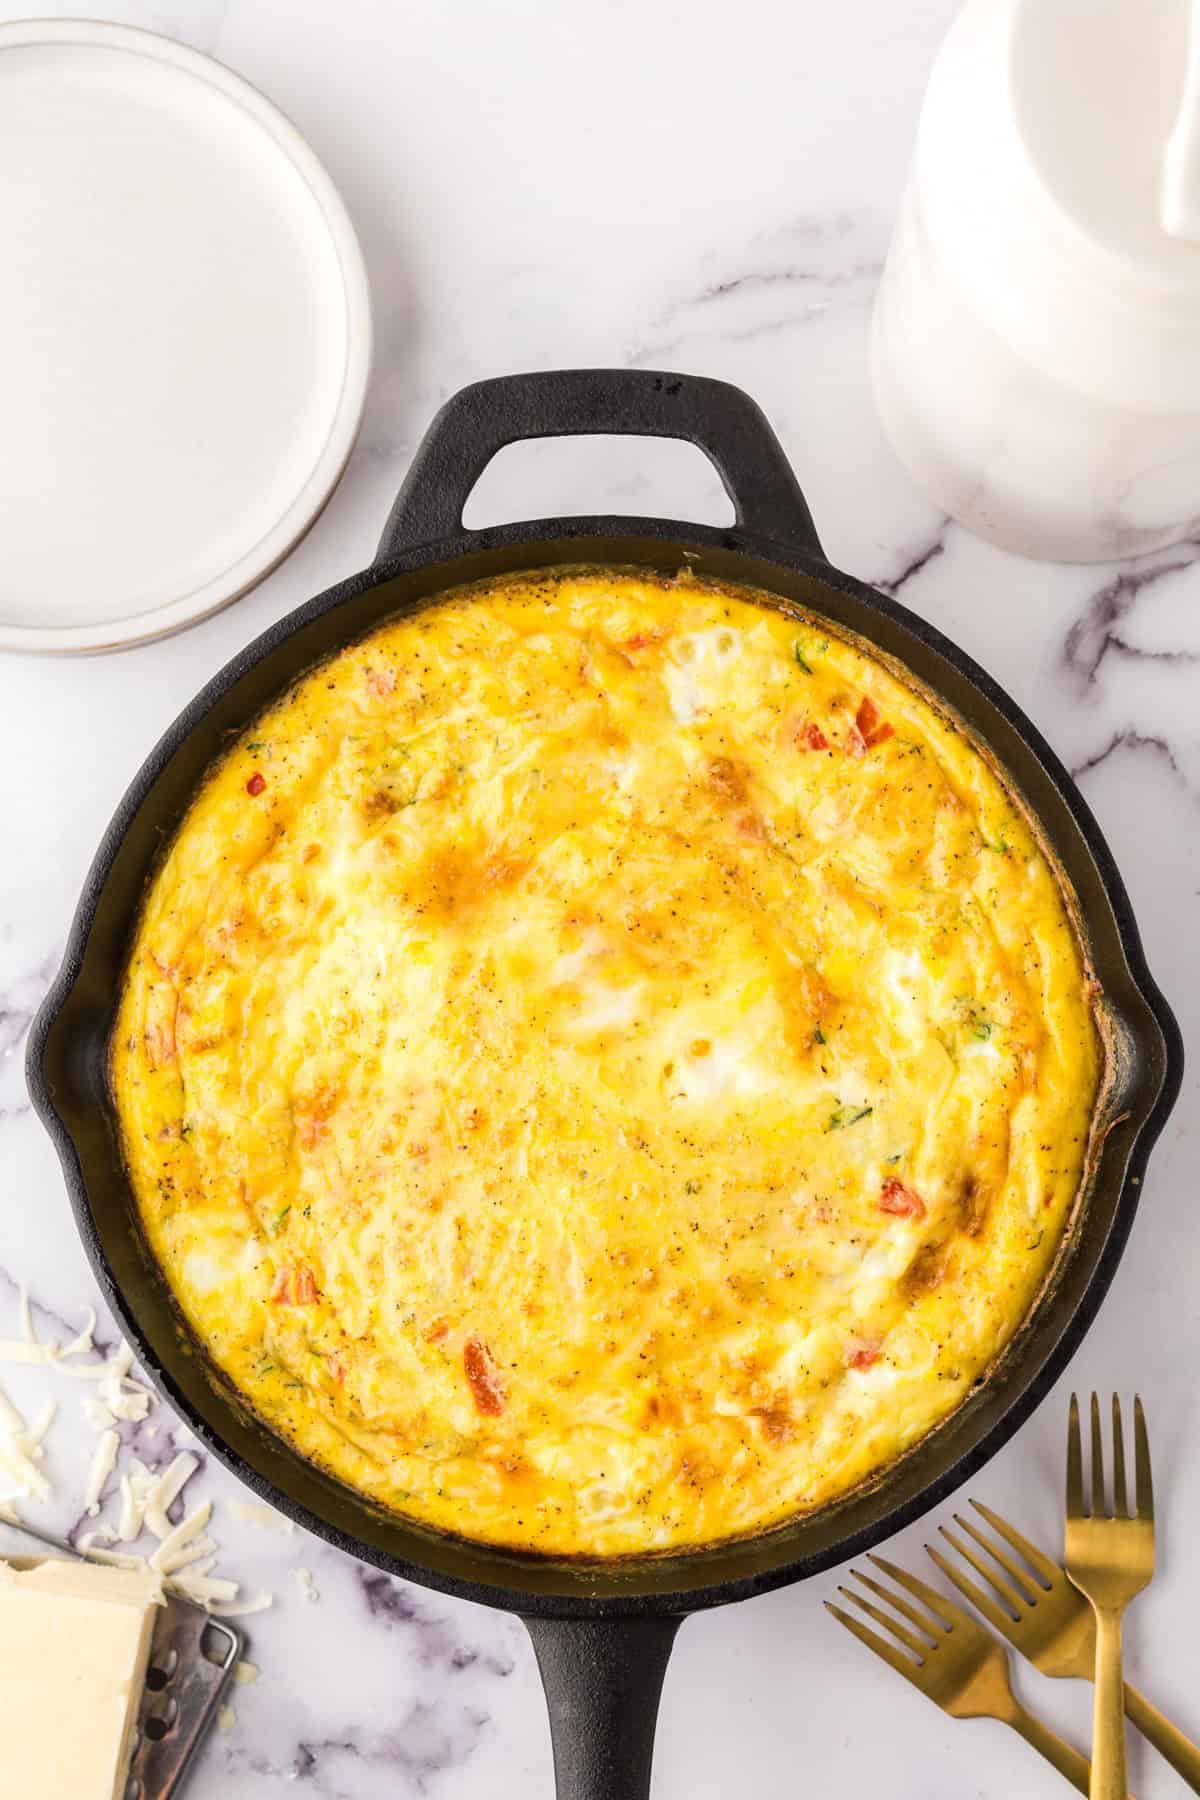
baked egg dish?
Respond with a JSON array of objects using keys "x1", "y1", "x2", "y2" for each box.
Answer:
[{"x1": 111, "y1": 569, "x2": 1103, "y2": 1555}]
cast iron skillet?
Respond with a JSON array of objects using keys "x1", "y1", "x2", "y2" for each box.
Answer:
[{"x1": 28, "y1": 370, "x2": 1182, "y2": 1799}]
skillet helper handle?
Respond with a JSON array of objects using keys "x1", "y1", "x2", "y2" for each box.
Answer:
[
  {"x1": 376, "y1": 368, "x2": 823, "y2": 558},
  {"x1": 523, "y1": 1614, "x2": 681, "y2": 1800}
]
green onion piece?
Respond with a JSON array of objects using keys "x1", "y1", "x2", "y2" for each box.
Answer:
[{"x1": 827, "y1": 1103, "x2": 873, "y2": 1132}]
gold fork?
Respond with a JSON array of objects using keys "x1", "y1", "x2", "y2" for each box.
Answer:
[
  {"x1": 1065, "y1": 1394, "x2": 1156, "y2": 1800},
  {"x1": 826, "y1": 1553, "x2": 1114, "y2": 1795},
  {"x1": 929, "y1": 1497, "x2": 1200, "y2": 1791}
]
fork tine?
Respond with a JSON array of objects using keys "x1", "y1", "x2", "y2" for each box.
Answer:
[
  {"x1": 927, "y1": 1541, "x2": 1014, "y2": 1635},
  {"x1": 1067, "y1": 1393, "x2": 1085, "y2": 1517},
  {"x1": 1090, "y1": 1392, "x2": 1106, "y2": 1516},
  {"x1": 1134, "y1": 1395, "x2": 1154, "y2": 1522},
  {"x1": 949, "y1": 1519, "x2": 1036, "y2": 1605},
  {"x1": 1072, "y1": 1389, "x2": 1086, "y2": 1519},
  {"x1": 840, "y1": 1582, "x2": 931, "y2": 1659},
  {"x1": 968, "y1": 1499, "x2": 1058, "y2": 1589},
  {"x1": 942, "y1": 1519, "x2": 1029, "y2": 1620},
  {"x1": 1112, "y1": 1394, "x2": 1128, "y2": 1517},
  {"x1": 850, "y1": 1566, "x2": 941, "y2": 1642},
  {"x1": 867, "y1": 1553, "x2": 964, "y2": 1631},
  {"x1": 825, "y1": 1600, "x2": 918, "y2": 1680}
]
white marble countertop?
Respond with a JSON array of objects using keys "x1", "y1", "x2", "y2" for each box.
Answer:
[{"x1": 2, "y1": 2, "x2": 1198, "y2": 1795}]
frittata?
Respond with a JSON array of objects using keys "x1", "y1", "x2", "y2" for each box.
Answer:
[{"x1": 111, "y1": 569, "x2": 1103, "y2": 1555}]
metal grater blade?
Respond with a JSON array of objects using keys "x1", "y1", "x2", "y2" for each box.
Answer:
[{"x1": 126, "y1": 1598, "x2": 243, "y2": 1800}]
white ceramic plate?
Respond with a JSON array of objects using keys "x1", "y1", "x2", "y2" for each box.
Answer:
[{"x1": 0, "y1": 20, "x2": 371, "y2": 653}]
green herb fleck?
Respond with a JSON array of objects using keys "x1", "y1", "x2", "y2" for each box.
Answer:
[
  {"x1": 246, "y1": 741, "x2": 265, "y2": 753},
  {"x1": 827, "y1": 1103, "x2": 873, "y2": 1133},
  {"x1": 684, "y1": 1178, "x2": 701, "y2": 1196},
  {"x1": 813, "y1": 1025, "x2": 827, "y2": 1045},
  {"x1": 179, "y1": 1120, "x2": 193, "y2": 1141},
  {"x1": 273, "y1": 1205, "x2": 291, "y2": 1231},
  {"x1": 793, "y1": 640, "x2": 814, "y2": 675},
  {"x1": 972, "y1": 1020, "x2": 993, "y2": 1041}
]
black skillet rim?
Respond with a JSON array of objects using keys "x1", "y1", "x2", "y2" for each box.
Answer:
[{"x1": 27, "y1": 512, "x2": 1183, "y2": 1621}]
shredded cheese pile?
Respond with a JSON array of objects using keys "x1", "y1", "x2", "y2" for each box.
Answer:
[{"x1": 0, "y1": 1290, "x2": 272, "y2": 1617}]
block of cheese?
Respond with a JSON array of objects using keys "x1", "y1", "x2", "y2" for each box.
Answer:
[{"x1": 0, "y1": 1559, "x2": 161, "y2": 1798}]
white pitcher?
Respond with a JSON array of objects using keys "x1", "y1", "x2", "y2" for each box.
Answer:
[{"x1": 873, "y1": 0, "x2": 1200, "y2": 562}]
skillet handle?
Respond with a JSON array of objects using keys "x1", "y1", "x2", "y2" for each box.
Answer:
[
  {"x1": 376, "y1": 368, "x2": 823, "y2": 558},
  {"x1": 523, "y1": 1613, "x2": 681, "y2": 1800}
]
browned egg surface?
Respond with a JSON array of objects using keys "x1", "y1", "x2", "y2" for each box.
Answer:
[{"x1": 112, "y1": 570, "x2": 1102, "y2": 1554}]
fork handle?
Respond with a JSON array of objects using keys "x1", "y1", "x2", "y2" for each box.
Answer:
[
  {"x1": 1008, "y1": 1701, "x2": 1102, "y2": 1798},
  {"x1": 1125, "y1": 1681, "x2": 1200, "y2": 1793},
  {"x1": 1094, "y1": 1610, "x2": 1128, "y2": 1800}
]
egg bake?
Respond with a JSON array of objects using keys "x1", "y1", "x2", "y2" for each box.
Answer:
[{"x1": 111, "y1": 569, "x2": 1104, "y2": 1556}]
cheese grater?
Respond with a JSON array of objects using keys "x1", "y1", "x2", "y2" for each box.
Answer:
[
  {"x1": 2, "y1": 1520, "x2": 244, "y2": 1799},
  {"x1": 127, "y1": 1596, "x2": 242, "y2": 1800}
]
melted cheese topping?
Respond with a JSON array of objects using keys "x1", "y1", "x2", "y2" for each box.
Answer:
[{"x1": 111, "y1": 571, "x2": 1102, "y2": 1556}]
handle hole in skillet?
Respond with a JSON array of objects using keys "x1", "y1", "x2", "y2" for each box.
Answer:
[{"x1": 461, "y1": 435, "x2": 736, "y2": 531}]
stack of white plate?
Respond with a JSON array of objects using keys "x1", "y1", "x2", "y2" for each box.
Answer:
[{"x1": 0, "y1": 20, "x2": 371, "y2": 653}]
